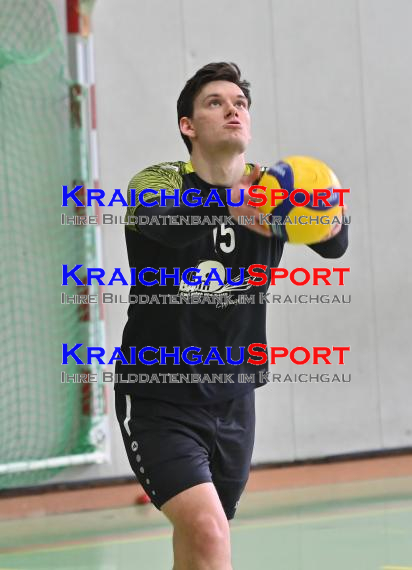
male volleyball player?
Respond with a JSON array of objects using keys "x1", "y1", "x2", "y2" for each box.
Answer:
[{"x1": 115, "y1": 62, "x2": 348, "y2": 570}]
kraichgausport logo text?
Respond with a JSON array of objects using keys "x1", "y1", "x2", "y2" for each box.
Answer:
[{"x1": 61, "y1": 344, "x2": 350, "y2": 366}]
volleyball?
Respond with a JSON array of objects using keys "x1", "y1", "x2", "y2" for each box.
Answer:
[{"x1": 257, "y1": 156, "x2": 343, "y2": 244}]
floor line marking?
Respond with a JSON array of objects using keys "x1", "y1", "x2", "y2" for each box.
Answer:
[
  {"x1": 1, "y1": 502, "x2": 412, "y2": 558},
  {"x1": 382, "y1": 566, "x2": 412, "y2": 570},
  {"x1": 231, "y1": 503, "x2": 412, "y2": 532},
  {"x1": 0, "y1": 532, "x2": 172, "y2": 557}
]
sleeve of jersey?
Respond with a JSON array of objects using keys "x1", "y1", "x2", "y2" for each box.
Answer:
[
  {"x1": 125, "y1": 165, "x2": 230, "y2": 248},
  {"x1": 307, "y1": 221, "x2": 348, "y2": 258}
]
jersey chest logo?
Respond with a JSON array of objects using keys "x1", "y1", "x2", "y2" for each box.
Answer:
[{"x1": 178, "y1": 260, "x2": 256, "y2": 309}]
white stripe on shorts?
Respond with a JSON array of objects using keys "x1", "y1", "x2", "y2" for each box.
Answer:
[{"x1": 124, "y1": 394, "x2": 132, "y2": 436}]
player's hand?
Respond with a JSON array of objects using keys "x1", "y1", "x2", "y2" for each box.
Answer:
[
  {"x1": 318, "y1": 204, "x2": 348, "y2": 242},
  {"x1": 228, "y1": 164, "x2": 272, "y2": 238}
]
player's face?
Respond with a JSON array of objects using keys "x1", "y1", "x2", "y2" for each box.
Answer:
[{"x1": 183, "y1": 80, "x2": 251, "y2": 154}]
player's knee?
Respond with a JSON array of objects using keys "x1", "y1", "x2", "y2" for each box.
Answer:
[{"x1": 189, "y1": 512, "x2": 230, "y2": 557}]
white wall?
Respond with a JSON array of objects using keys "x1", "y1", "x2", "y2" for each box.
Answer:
[{"x1": 52, "y1": 0, "x2": 412, "y2": 483}]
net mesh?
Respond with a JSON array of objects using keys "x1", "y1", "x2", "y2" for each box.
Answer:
[{"x1": 0, "y1": 0, "x2": 99, "y2": 488}]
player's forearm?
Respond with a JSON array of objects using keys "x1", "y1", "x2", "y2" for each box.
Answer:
[
  {"x1": 135, "y1": 198, "x2": 231, "y2": 248},
  {"x1": 308, "y1": 222, "x2": 348, "y2": 258}
]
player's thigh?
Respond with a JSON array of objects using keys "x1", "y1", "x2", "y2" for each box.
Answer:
[
  {"x1": 212, "y1": 390, "x2": 256, "y2": 519},
  {"x1": 115, "y1": 392, "x2": 214, "y2": 509},
  {"x1": 162, "y1": 481, "x2": 230, "y2": 541}
]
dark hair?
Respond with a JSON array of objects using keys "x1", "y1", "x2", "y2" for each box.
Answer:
[{"x1": 177, "y1": 62, "x2": 251, "y2": 153}]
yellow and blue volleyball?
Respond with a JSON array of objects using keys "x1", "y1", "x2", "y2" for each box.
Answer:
[{"x1": 258, "y1": 156, "x2": 342, "y2": 244}]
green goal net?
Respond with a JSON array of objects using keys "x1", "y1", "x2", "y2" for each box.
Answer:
[{"x1": 0, "y1": 0, "x2": 107, "y2": 489}]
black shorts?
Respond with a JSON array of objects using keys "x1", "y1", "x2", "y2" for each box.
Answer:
[{"x1": 115, "y1": 389, "x2": 255, "y2": 520}]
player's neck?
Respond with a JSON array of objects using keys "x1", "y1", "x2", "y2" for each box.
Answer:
[{"x1": 190, "y1": 149, "x2": 246, "y2": 187}]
